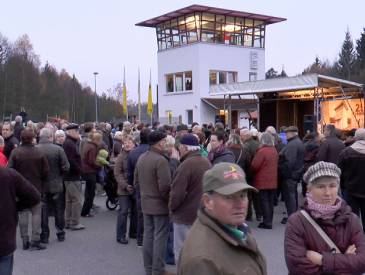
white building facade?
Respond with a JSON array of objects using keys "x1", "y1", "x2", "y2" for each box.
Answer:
[{"x1": 137, "y1": 5, "x2": 285, "y2": 126}]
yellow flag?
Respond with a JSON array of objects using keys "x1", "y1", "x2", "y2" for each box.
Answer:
[
  {"x1": 122, "y1": 82, "x2": 127, "y2": 115},
  {"x1": 147, "y1": 83, "x2": 153, "y2": 116},
  {"x1": 147, "y1": 70, "x2": 153, "y2": 116}
]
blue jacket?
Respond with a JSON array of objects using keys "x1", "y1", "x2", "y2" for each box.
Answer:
[{"x1": 127, "y1": 144, "x2": 149, "y2": 185}]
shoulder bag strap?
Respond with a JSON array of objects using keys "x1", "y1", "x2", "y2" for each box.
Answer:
[
  {"x1": 236, "y1": 148, "x2": 243, "y2": 164},
  {"x1": 300, "y1": 210, "x2": 341, "y2": 253}
]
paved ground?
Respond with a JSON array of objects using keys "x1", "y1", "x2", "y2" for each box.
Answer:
[{"x1": 14, "y1": 195, "x2": 288, "y2": 275}]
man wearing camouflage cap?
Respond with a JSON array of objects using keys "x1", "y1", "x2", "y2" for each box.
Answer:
[{"x1": 178, "y1": 162, "x2": 267, "y2": 275}]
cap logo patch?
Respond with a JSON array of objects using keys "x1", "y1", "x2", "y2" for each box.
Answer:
[{"x1": 223, "y1": 166, "x2": 243, "y2": 180}]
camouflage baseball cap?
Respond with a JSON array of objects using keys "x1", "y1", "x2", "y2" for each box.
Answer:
[{"x1": 203, "y1": 162, "x2": 257, "y2": 195}]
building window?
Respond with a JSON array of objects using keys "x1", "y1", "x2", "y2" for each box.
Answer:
[
  {"x1": 166, "y1": 110, "x2": 173, "y2": 124},
  {"x1": 209, "y1": 72, "x2": 217, "y2": 85},
  {"x1": 165, "y1": 71, "x2": 193, "y2": 93},
  {"x1": 156, "y1": 13, "x2": 266, "y2": 51},
  {"x1": 185, "y1": 71, "x2": 193, "y2": 90},
  {"x1": 166, "y1": 74, "x2": 174, "y2": 93},
  {"x1": 209, "y1": 70, "x2": 238, "y2": 85},
  {"x1": 187, "y1": 110, "x2": 193, "y2": 125},
  {"x1": 249, "y1": 72, "x2": 257, "y2": 81},
  {"x1": 175, "y1": 73, "x2": 184, "y2": 92}
]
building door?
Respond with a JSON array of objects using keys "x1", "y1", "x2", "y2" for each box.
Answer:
[{"x1": 231, "y1": 110, "x2": 238, "y2": 129}]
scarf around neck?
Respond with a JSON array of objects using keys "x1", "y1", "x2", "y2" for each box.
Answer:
[
  {"x1": 306, "y1": 193, "x2": 342, "y2": 220},
  {"x1": 208, "y1": 143, "x2": 225, "y2": 162}
]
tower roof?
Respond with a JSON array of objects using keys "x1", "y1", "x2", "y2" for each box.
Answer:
[{"x1": 136, "y1": 4, "x2": 286, "y2": 27}]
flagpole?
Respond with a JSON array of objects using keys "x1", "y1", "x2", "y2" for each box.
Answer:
[
  {"x1": 123, "y1": 66, "x2": 129, "y2": 121},
  {"x1": 138, "y1": 67, "x2": 141, "y2": 122},
  {"x1": 150, "y1": 68, "x2": 152, "y2": 125}
]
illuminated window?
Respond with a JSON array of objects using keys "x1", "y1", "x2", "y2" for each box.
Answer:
[
  {"x1": 156, "y1": 13, "x2": 266, "y2": 51},
  {"x1": 210, "y1": 71, "x2": 238, "y2": 86},
  {"x1": 166, "y1": 110, "x2": 173, "y2": 124}
]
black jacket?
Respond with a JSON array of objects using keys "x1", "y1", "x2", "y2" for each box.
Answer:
[
  {"x1": 279, "y1": 136, "x2": 305, "y2": 181},
  {"x1": 338, "y1": 146, "x2": 365, "y2": 198},
  {"x1": 63, "y1": 135, "x2": 82, "y2": 181},
  {"x1": 0, "y1": 167, "x2": 40, "y2": 256},
  {"x1": 316, "y1": 136, "x2": 345, "y2": 165},
  {"x1": 3, "y1": 134, "x2": 19, "y2": 159}
]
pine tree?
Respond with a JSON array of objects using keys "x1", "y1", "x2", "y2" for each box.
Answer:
[
  {"x1": 356, "y1": 28, "x2": 365, "y2": 70},
  {"x1": 338, "y1": 29, "x2": 356, "y2": 79}
]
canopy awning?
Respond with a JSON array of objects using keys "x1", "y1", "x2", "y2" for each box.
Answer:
[
  {"x1": 136, "y1": 4, "x2": 286, "y2": 27},
  {"x1": 209, "y1": 74, "x2": 363, "y2": 96},
  {"x1": 201, "y1": 97, "x2": 257, "y2": 110}
]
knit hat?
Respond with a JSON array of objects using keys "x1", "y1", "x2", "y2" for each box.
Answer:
[
  {"x1": 180, "y1": 134, "x2": 199, "y2": 146},
  {"x1": 203, "y1": 163, "x2": 257, "y2": 195},
  {"x1": 148, "y1": 130, "x2": 167, "y2": 145},
  {"x1": 303, "y1": 161, "x2": 341, "y2": 185}
]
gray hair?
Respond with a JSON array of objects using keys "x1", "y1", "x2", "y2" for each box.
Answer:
[
  {"x1": 0, "y1": 135, "x2": 4, "y2": 146},
  {"x1": 227, "y1": 134, "x2": 242, "y2": 146},
  {"x1": 355, "y1": 128, "x2": 365, "y2": 141},
  {"x1": 260, "y1": 132, "x2": 275, "y2": 147},
  {"x1": 15, "y1": 115, "x2": 22, "y2": 123},
  {"x1": 265, "y1": 126, "x2": 277, "y2": 135},
  {"x1": 165, "y1": 135, "x2": 176, "y2": 148},
  {"x1": 55, "y1": 130, "x2": 65, "y2": 137},
  {"x1": 39, "y1": 127, "x2": 53, "y2": 139}
]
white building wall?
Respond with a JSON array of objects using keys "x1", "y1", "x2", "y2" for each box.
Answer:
[{"x1": 157, "y1": 43, "x2": 265, "y2": 125}]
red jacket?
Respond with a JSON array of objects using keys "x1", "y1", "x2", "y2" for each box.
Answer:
[
  {"x1": 285, "y1": 201, "x2": 365, "y2": 275},
  {"x1": 0, "y1": 148, "x2": 7, "y2": 167},
  {"x1": 251, "y1": 146, "x2": 278, "y2": 190}
]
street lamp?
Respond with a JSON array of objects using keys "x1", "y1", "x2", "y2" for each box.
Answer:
[{"x1": 94, "y1": 72, "x2": 99, "y2": 123}]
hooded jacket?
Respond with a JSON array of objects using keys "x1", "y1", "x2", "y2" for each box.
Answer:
[{"x1": 285, "y1": 200, "x2": 365, "y2": 275}]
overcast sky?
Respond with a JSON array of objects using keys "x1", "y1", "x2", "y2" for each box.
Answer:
[{"x1": 1, "y1": 0, "x2": 364, "y2": 102}]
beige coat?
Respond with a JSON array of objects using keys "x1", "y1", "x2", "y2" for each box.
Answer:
[{"x1": 178, "y1": 210, "x2": 267, "y2": 275}]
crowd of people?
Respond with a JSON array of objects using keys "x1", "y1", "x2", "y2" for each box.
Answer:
[{"x1": 1, "y1": 115, "x2": 365, "y2": 275}]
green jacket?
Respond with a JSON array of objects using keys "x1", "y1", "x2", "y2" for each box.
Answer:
[{"x1": 178, "y1": 210, "x2": 267, "y2": 275}]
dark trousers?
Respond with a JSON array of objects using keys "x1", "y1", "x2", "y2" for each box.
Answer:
[
  {"x1": 135, "y1": 188, "x2": 144, "y2": 246},
  {"x1": 81, "y1": 173, "x2": 97, "y2": 216},
  {"x1": 165, "y1": 223, "x2": 175, "y2": 265},
  {"x1": 346, "y1": 195, "x2": 365, "y2": 233},
  {"x1": 0, "y1": 254, "x2": 13, "y2": 275},
  {"x1": 143, "y1": 214, "x2": 169, "y2": 275},
  {"x1": 260, "y1": 189, "x2": 276, "y2": 226},
  {"x1": 247, "y1": 191, "x2": 263, "y2": 220},
  {"x1": 116, "y1": 195, "x2": 137, "y2": 240},
  {"x1": 41, "y1": 192, "x2": 65, "y2": 240},
  {"x1": 283, "y1": 178, "x2": 298, "y2": 216}
]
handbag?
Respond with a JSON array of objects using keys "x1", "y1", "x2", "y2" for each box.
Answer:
[{"x1": 300, "y1": 210, "x2": 341, "y2": 254}]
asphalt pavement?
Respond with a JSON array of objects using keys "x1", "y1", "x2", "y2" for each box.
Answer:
[{"x1": 13, "y1": 195, "x2": 288, "y2": 275}]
